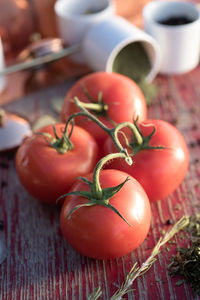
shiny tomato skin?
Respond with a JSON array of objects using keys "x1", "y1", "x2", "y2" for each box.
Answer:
[
  {"x1": 15, "y1": 124, "x2": 99, "y2": 204},
  {"x1": 60, "y1": 169, "x2": 151, "y2": 259},
  {"x1": 103, "y1": 120, "x2": 189, "y2": 202},
  {"x1": 61, "y1": 72, "x2": 147, "y2": 145}
]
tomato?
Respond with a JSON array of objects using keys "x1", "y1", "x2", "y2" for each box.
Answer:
[
  {"x1": 60, "y1": 169, "x2": 151, "y2": 259},
  {"x1": 103, "y1": 120, "x2": 189, "y2": 202},
  {"x1": 61, "y1": 72, "x2": 147, "y2": 145},
  {"x1": 15, "y1": 124, "x2": 99, "y2": 204}
]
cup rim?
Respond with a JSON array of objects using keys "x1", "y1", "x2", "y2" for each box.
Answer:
[
  {"x1": 143, "y1": 0, "x2": 200, "y2": 29},
  {"x1": 54, "y1": 0, "x2": 114, "y2": 21}
]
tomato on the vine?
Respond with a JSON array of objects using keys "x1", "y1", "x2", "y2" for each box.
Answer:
[
  {"x1": 103, "y1": 119, "x2": 189, "y2": 202},
  {"x1": 15, "y1": 123, "x2": 99, "y2": 204},
  {"x1": 60, "y1": 169, "x2": 151, "y2": 259},
  {"x1": 61, "y1": 72, "x2": 147, "y2": 144}
]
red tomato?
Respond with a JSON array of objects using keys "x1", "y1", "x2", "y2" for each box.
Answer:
[
  {"x1": 61, "y1": 72, "x2": 147, "y2": 145},
  {"x1": 103, "y1": 120, "x2": 189, "y2": 202},
  {"x1": 15, "y1": 124, "x2": 99, "y2": 204},
  {"x1": 60, "y1": 169, "x2": 151, "y2": 259}
]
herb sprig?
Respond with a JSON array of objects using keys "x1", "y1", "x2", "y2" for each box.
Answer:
[{"x1": 88, "y1": 216, "x2": 189, "y2": 300}]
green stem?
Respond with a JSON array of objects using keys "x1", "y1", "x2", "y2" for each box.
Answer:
[
  {"x1": 64, "y1": 97, "x2": 108, "y2": 133},
  {"x1": 92, "y1": 152, "x2": 133, "y2": 199},
  {"x1": 113, "y1": 122, "x2": 143, "y2": 146},
  {"x1": 64, "y1": 99, "x2": 126, "y2": 153},
  {"x1": 64, "y1": 97, "x2": 143, "y2": 155},
  {"x1": 75, "y1": 99, "x2": 108, "y2": 112},
  {"x1": 57, "y1": 122, "x2": 74, "y2": 151}
]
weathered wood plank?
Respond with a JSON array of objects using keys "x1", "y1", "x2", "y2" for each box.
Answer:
[{"x1": 0, "y1": 70, "x2": 200, "y2": 300}]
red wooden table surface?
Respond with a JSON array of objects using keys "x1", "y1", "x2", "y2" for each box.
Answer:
[{"x1": 0, "y1": 64, "x2": 200, "y2": 300}]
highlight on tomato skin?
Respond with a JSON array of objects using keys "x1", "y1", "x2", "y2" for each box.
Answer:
[
  {"x1": 15, "y1": 123, "x2": 99, "y2": 205},
  {"x1": 102, "y1": 119, "x2": 189, "y2": 202},
  {"x1": 61, "y1": 71, "x2": 147, "y2": 145},
  {"x1": 60, "y1": 169, "x2": 151, "y2": 260}
]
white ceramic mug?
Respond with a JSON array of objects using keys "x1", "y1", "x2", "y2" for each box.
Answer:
[
  {"x1": 54, "y1": 0, "x2": 115, "y2": 62},
  {"x1": 82, "y1": 16, "x2": 161, "y2": 83},
  {"x1": 143, "y1": 1, "x2": 200, "y2": 75}
]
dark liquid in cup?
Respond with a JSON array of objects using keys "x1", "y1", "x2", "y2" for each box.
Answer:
[{"x1": 157, "y1": 15, "x2": 193, "y2": 26}]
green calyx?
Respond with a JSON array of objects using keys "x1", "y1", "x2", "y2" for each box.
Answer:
[
  {"x1": 129, "y1": 120, "x2": 166, "y2": 155},
  {"x1": 37, "y1": 123, "x2": 74, "y2": 154},
  {"x1": 59, "y1": 176, "x2": 131, "y2": 225},
  {"x1": 57, "y1": 152, "x2": 133, "y2": 226}
]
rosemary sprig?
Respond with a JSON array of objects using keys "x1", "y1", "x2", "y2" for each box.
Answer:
[
  {"x1": 87, "y1": 216, "x2": 189, "y2": 300},
  {"x1": 87, "y1": 287, "x2": 102, "y2": 300},
  {"x1": 110, "y1": 216, "x2": 189, "y2": 300}
]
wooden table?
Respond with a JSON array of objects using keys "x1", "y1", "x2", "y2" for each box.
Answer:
[{"x1": 0, "y1": 64, "x2": 200, "y2": 299}]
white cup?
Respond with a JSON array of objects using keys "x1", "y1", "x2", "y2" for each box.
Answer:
[
  {"x1": 0, "y1": 38, "x2": 6, "y2": 93},
  {"x1": 143, "y1": 1, "x2": 200, "y2": 75},
  {"x1": 82, "y1": 16, "x2": 161, "y2": 83},
  {"x1": 54, "y1": 0, "x2": 115, "y2": 62}
]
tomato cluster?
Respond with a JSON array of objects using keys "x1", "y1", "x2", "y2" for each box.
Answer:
[{"x1": 15, "y1": 72, "x2": 189, "y2": 259}]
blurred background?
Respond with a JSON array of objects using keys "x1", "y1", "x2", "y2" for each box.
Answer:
[
  {"x1": 0, "y1": 0, "x2": 150, "y2": 59},
  {"x1": 0, "y1": 0, "x2": 198, "y2": 104},
  {"x1": 0, "y1": 0, "x2": 152, "y2": 104}
]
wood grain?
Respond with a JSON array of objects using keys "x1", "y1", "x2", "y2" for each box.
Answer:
[{"x1": 0, "y1": 70, "x2": 200, "y2": 300}]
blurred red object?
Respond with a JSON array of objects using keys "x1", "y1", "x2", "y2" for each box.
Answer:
[
  {"x1": 0, "y1": 0, "x2": 36, "y2": 59},
  {"x1": 33, "y1": 0, "x2": 57, "y2": 38}
]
